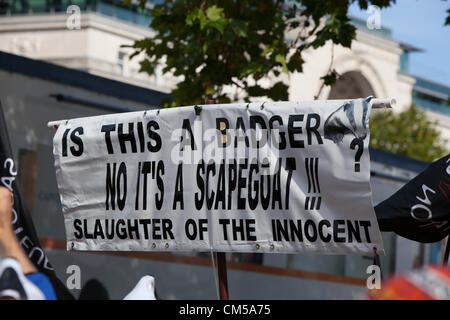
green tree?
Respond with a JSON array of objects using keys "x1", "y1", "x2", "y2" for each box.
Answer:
[
  {"x1": 126, "y1": 0, "x2": 401, "y2": 107},
  {"x1": 369, "y1": 103, "x2": 448, "y2": 162}
]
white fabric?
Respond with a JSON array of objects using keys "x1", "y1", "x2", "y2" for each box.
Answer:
[
  {"x1": 52, "y1": 99, "x2": 384, "y2": 255},
  {"x1": 123, "y1": 276, "x2": 156, "y2": 300}
]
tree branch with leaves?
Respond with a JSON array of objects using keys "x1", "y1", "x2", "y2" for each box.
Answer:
[
  {"x1": 125, "y1": 0, "x2": 404, "y2": 107},
  {"x1": 369, "y1": 103, "x2": 449, "y2": 162}
]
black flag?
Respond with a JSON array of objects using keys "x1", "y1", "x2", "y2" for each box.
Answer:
[
  {"x1": 375, "y1": 154, "x2": 450, "y2": 243},
  {"x1": 0, "y1": 102, "x2": 74, "y2": 299}
]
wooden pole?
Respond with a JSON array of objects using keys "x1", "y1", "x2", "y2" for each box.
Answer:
[
  {"x1": 217, "y1": 252, "x2": 229, "y2": 300},
  {"x1": 205, "y1": 98, "x2": 229, "y2": 300}
]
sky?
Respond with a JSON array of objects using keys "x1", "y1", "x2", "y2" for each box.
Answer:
[{"x1": 348, "y1": 0, "x2": 450, "y2": 87}]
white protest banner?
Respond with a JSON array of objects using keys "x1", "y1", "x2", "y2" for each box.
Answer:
[{"x1": 51, "y1": 97, "x2": 384, "y2": 255}]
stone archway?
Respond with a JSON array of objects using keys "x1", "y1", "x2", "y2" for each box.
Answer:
[{"x1": 328, "y1": 71, "x2": 376, "y2": 99}]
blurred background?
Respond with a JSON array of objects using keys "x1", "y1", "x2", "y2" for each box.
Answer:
[{"x1": 0, "y1": 0, "x2": 448, "y2": 299}]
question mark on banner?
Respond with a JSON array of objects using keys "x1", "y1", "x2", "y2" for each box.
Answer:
[{"x1": 350, "y1": 138, "x2": 364, "y2": 172}]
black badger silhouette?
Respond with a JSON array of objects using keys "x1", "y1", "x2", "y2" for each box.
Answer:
[{"x1": 324, "y1": 96, "x2": 373, "y2": 143}]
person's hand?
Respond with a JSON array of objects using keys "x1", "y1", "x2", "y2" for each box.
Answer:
[
  {"x1": 0, "y1": 186, "x2": 37, "y2": 274},
  {"x1": 0, "y1": 186, "x2": 12, "y2": 232}
]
